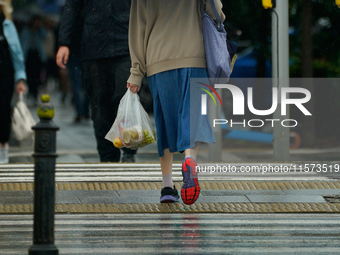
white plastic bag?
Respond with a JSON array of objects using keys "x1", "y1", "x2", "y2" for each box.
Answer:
[
  {"x1": 11, "y1": 93, "x2": 36, "y2": 141},
  {"x1": 105, "y1": 89, "x2": 156, "y2": 150}
]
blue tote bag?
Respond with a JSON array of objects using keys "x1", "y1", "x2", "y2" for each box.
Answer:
[{"x1": 200, "y1": 0, "x2": 236, "y2": 79}]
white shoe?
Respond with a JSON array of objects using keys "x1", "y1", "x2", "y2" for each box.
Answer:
[{"x1": 0, "y1": 144, "x2": 9, "y2": 164}]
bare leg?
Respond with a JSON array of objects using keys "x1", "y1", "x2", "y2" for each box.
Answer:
[
  {"x1": 160, "y1": 148, "x2": 173, "y2": 175},
  {"x1": 184, "y1": 143, "x2": 200, "y2": 159},
  {"x1": 159, "y1": 149, "x2": 179, "y2": 202}
]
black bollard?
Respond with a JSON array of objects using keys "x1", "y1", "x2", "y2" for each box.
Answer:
[{"x1": 29, "y1": 94, "x2": 59, "y2": 255}]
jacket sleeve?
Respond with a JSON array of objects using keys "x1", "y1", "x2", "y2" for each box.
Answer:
[
  {"x1": 127, "y1": 0, "x2": 147, "y2": 87},
  {"x1": 3, "y1": 20, "x2": 27, "y2": 82},
  {"x1": 205, "y1": 0, "x2": 226, "y2": 23},
  {"x1": 58, "y1": 0, "x2": 83, "y2": 47}
]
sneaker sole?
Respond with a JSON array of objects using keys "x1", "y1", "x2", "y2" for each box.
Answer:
[
  {"x1": 160, "y1": 195, "x2": 179, "y2": 203},
  {"x1": 181, "y1": 178, "x2": 200, "y2": 205},
  {"x1": 181, "y1": 157, "x2": 200, "y2": 205}
]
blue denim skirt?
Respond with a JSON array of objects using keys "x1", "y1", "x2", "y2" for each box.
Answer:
[{"x1": 148, "y1": 68, "x2": 215, "y2": 157}]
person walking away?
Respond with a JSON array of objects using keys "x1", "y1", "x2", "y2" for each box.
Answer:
[
  {"x1": 56, "y1": 0, "x2": 137, "y2": 163},
  {"x1": 56, "y1": 7, "x2": 89, "y2": 123},
  {"x1": 127, "y1": 0, "x2": 225, "y2": 204},
  {"x1": 20, "y1": 15, "x2": 47, "y2": 106},
  {"x1": 42, "y1": 16, "x2": 59, "y2": 90},
  {"x1": 67, "y1": 51, "x2": 90, "y2": 123},
  {"x1": 0, "y1": 0, "x2": 27, "y2": 163}
]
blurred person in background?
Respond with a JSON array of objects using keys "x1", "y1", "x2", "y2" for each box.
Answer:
[
  {"x1": 66, "y1": 47, "x2": 90, "y2": 123},
  {"x1": 43, "y1": 16, "x2": 59, "y2": 89},
  {"x1": 56, "y1": 0, "x2": 137, "y2": 163},
  {"x1": 20, "y1": 14, "x2": 47, "y2": 106},
  {"x1": 0, "y1": 0, "x2": 27, "y2": 163},
  {"x1": 56, "y1": 6, "x2": 89, "y2": 123}
]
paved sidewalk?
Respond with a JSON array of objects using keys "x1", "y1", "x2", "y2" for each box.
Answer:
[{"x1": 1, "y1": 179, "x2": 340, "y2": 213}]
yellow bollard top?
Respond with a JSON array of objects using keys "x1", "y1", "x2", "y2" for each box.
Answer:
[{"x1": 37, "y1": 94, "x2": 55, "y2": 120}]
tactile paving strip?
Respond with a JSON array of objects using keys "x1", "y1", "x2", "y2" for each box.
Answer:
[
  {"x1": 1, "y1": 181, "x2": 340, "y2": 191},
  {"x1": 1, "y1": 202, "x2": 340, "y2": 214},
  {"x1": 2, "y1": 181, "x2": 340, "y2": 213}
]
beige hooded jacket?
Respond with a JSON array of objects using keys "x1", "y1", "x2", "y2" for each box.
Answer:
[{"x1": 127, "y1": 0, "x2": 225, "y2": 86}]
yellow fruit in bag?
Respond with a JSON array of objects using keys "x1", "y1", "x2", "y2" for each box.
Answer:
[
  {"x1": 105, "y1": 90, "x2": 155, "y2": 149},
  {"x1": 113, "y1": 137, "x2": 124, "y2": 148},
  {"x1": 138, "y1": 129, "x2": 156, "y2": 148},
  {"x1": 129, "y1": 128, "x2": 139, "y2": 140},
  {"x1": 122, "y1": 129, "x2": 131, "y2": 144},
  {"x1": 122, "y1": 126, "x2": 143, "y2": 147}
]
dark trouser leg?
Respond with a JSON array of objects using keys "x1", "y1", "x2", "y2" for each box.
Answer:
[
  {"x1": 0, "y1": 76, "x2": 15, "y2": 144},
  {"x1": 26, "y1": 50, "x2": 42, "y2": 101},
  {"x1": 83, "y1": 59, "x2": 120, "y2": 162},
  {"x1": 83, "y1": 92, "x2": 90, "y2": 118},
  {"x1": 68, "y1": 55, "x2": 84, "y2": 117},
  {"x1": 83, "y1": 56, "x2": 137, "y2": 162}
]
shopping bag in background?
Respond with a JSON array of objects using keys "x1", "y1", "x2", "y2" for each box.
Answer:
[
  {"x1": 105, "y1": 89, "x2": 156, "y2": 150},
  {"x1": 11, "y1": 93, "x2": 36, "y2": 141}
]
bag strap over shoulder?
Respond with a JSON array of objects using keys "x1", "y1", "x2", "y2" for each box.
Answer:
[
  {"x1": 200, "y1": 0, "x2": 205, "y2": 14},
  {"x1": 200, "y1": 0, "x2": 224, "y2": 27}
]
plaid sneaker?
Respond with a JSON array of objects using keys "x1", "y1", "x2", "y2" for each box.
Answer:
[
  {"x1": 181, "y1": 157, "x2": 200, "y2": 205},
  {"x1": 0, "y1": 145, "x2": 9, "y2": 164},
  {"x1": 160, "y1": 186, "x2": 179, "y2": 203}
]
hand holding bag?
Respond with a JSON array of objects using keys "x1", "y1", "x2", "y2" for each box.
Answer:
[
  {"x1": 105, "y1": 89, "x2": 156, "y2": 150},
  {"x1": 11, "y1": 93, "x2": 36, "y2": 141},
  {"x1": 200, "y1": 0, "x2": 236, "y2": 79}
]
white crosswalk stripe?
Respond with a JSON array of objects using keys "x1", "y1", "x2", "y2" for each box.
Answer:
[{"x1": 0, "y1": 163, "x2": 330, "y2": 183}]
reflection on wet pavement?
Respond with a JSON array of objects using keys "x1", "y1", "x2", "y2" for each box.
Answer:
[{"x1": 1, "y1": 213, "x2": 340, "y2": 254}]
